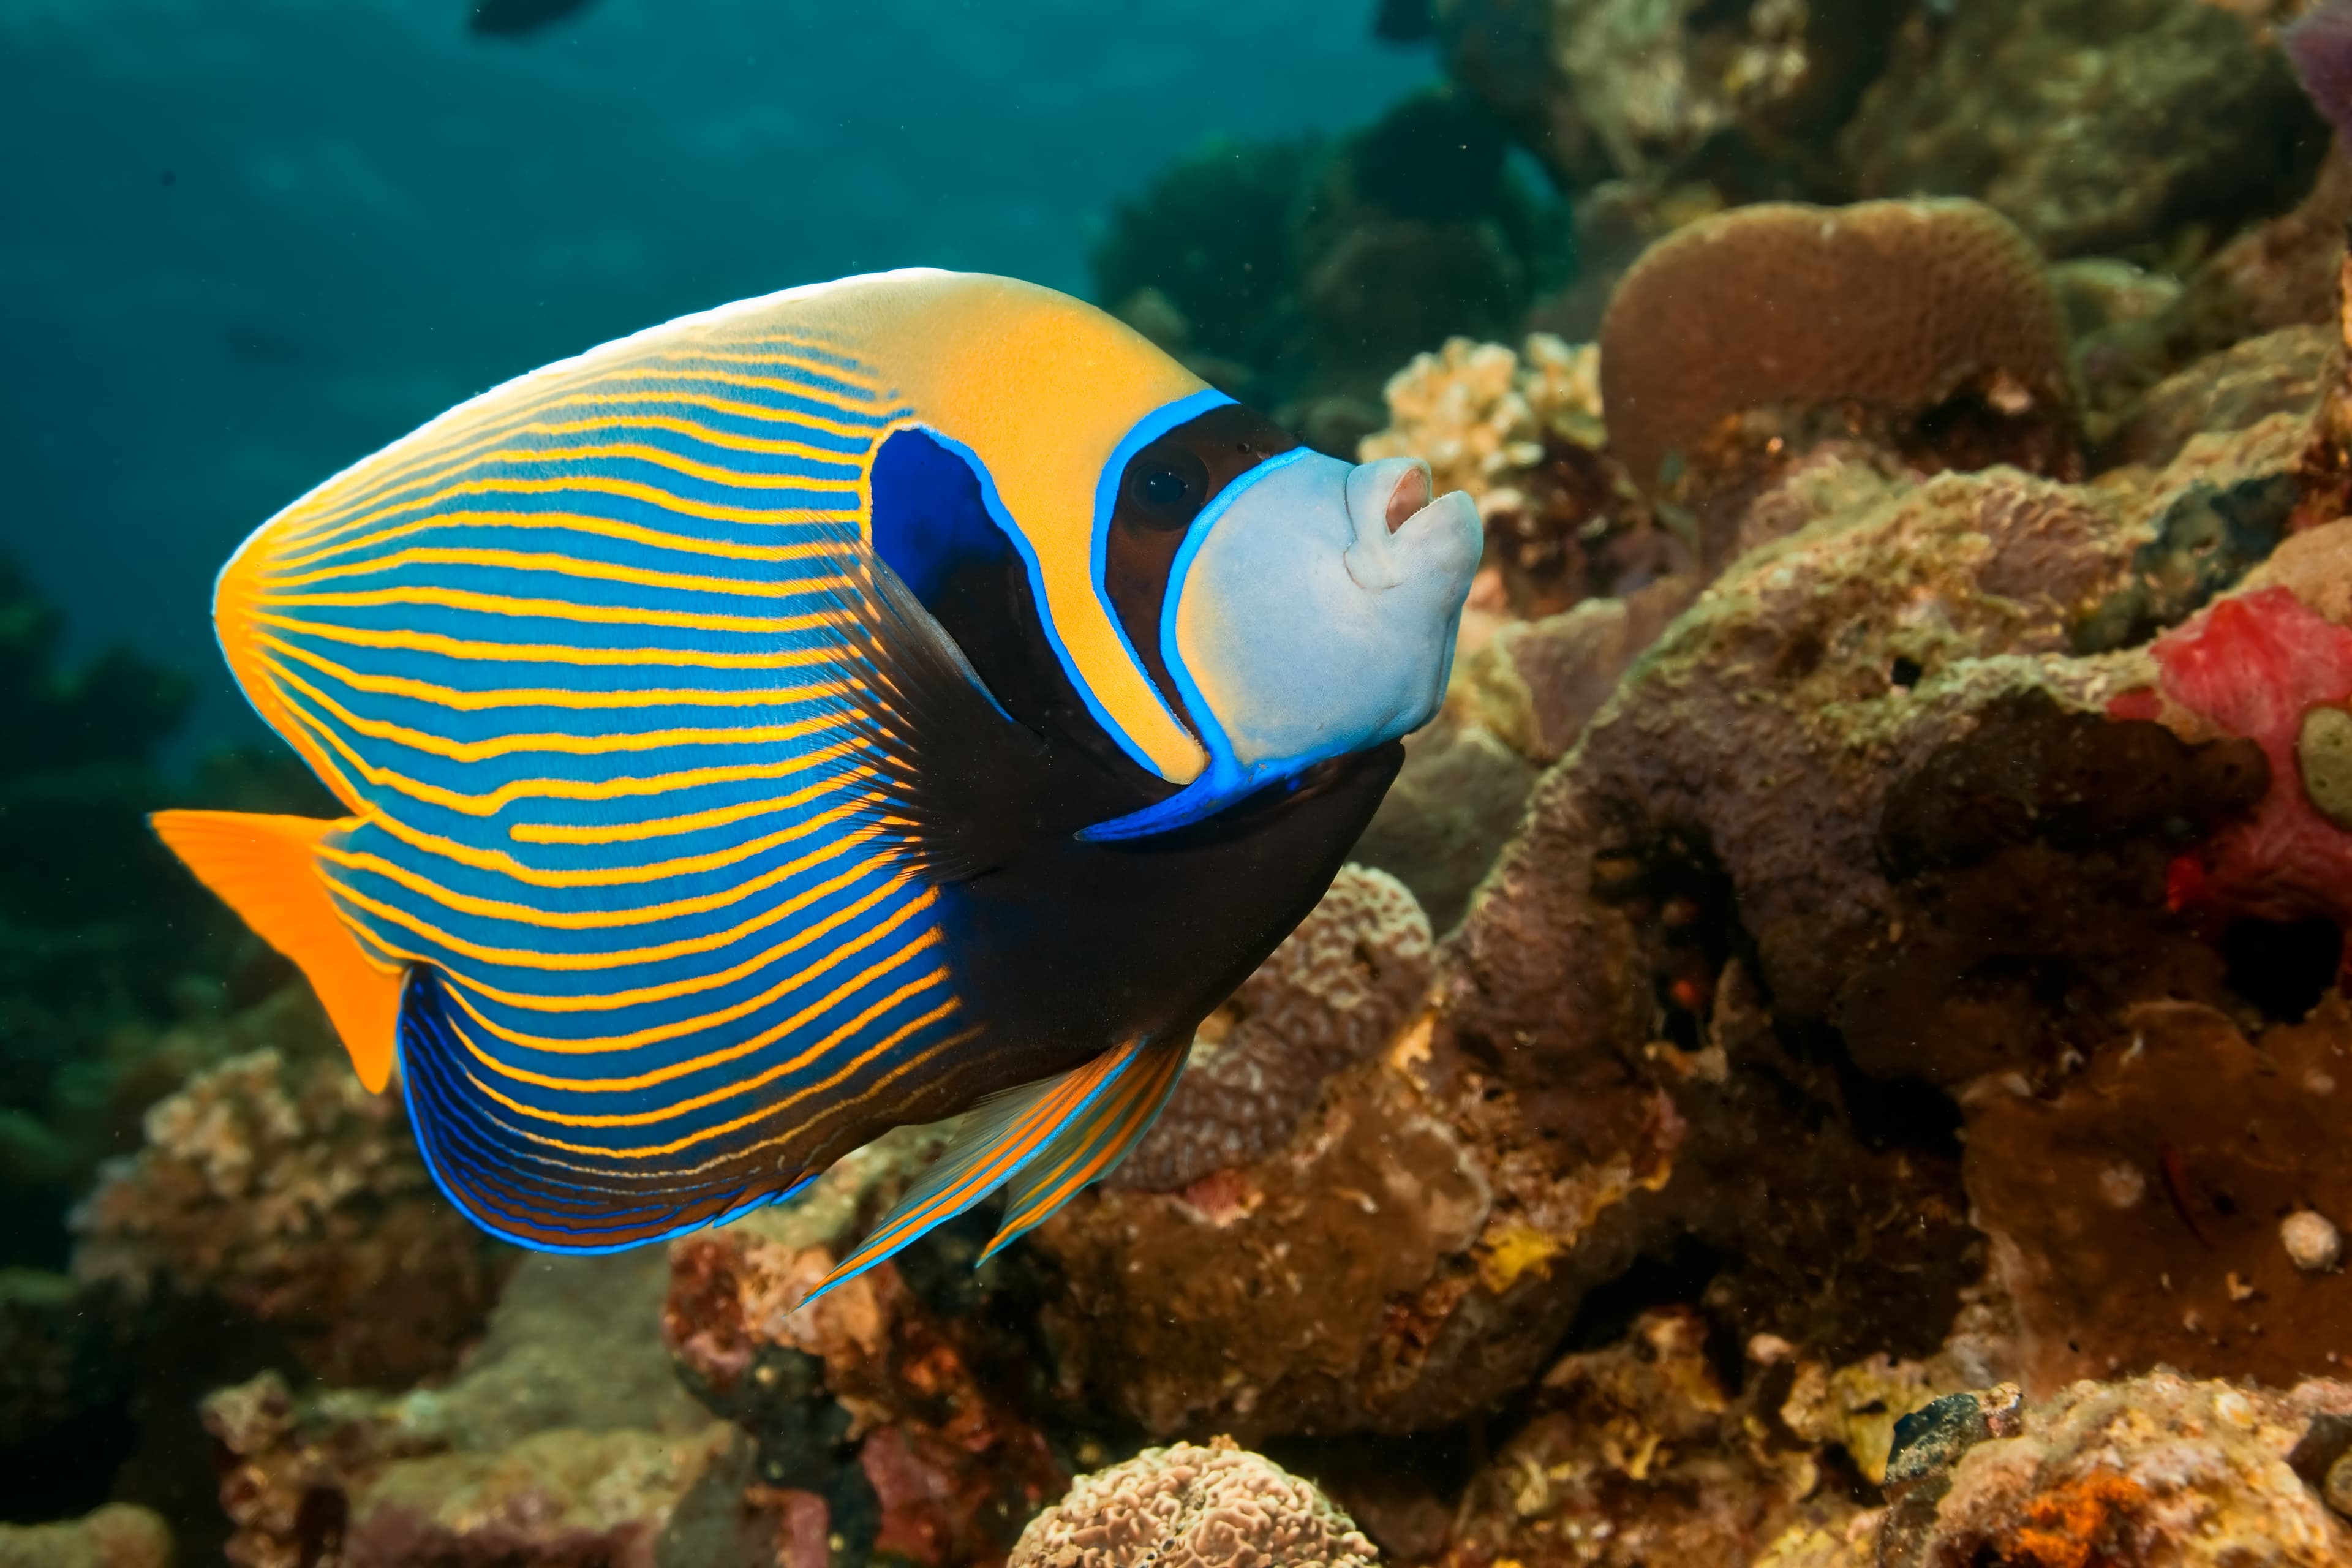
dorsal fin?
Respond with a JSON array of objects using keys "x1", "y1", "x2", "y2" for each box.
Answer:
[{"x1": 149, "y1": 810, "x2": 405, "y2": 1091}]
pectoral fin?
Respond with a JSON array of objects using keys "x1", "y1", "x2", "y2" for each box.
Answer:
[
  {"x1": 978, "y1": 1032, "x2": 1189, "y2": 1262},
  {"x1": 150, "y1": 810, "x2": 404, "y2": 1092},
  {"x1": 804, "y1": 1037, "x2": 1154, "y2": 1302}
]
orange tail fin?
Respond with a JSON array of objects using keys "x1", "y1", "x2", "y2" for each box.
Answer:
[{"x1": 150, "y1": 810, "x2": 404, "y2": 1092}]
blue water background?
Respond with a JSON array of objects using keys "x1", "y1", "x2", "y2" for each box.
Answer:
[{"x1": 1, "y1": 0, "x2": 1429, "y2": 744}]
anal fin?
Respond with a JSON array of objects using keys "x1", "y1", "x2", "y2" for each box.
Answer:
[
  {"x1": 151, "y1": 810, "x2": 404, "y2": 1092},
  {"x1": 977, "y1": 1034, "x2": 1189, "y2": 1262},
  {"x1": 805, "y1": 1037, "x2": 1155, "y2": 1302}
]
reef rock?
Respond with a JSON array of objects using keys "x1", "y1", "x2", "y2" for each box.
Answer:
[
  {"x1": 0, "y1": 1504, "x2": 173, "y2": 1568},
  {"x1": 662, "y1": 1128, "x2": 1064, "y2": 1567},
  {"x1": 1440, "y1": 1308, "x2": 1859, "y2": 1568},
  {"x1": 1008, "y1": 1438, "x2": 1376, "y2": 1568},
  {"x1": 1348, "y1": 719, "x2": 1534, "y2": 935},
  {"x1": 1875, "y1": 1371, "x2": 2352, "y2": 1566},
  {"x1": 1110, "y1": 867, "x2": 1434, "y2": 1194},
  {"x1": 203, "y1": 1248, "x2": 731, "y2": 1568},
  {"x1": 71, "y1": 989, "x2": 503, "y2": 1389},
  {"x1": 1842, "y1": 0, "x2": 2325, "y2": 259}
]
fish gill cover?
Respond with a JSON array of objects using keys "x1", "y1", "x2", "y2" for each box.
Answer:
[{"x1": 9, "y1": 2, "x2": 2352, "y2": 1567}]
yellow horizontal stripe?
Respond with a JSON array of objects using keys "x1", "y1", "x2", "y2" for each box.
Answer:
[
  {"x1": 322, "y1": 840, "x2": 889, "y2": 970},
  {"x1": 260, "y1": 633, "x2": 850, "y2": 715},
  {"x1": 278, "y1": 395, "x2": 892, "y2": 549},
  {"x1": 356, "y1": 785, "x2": 876, "y2": 891},
  {"x1": 270, "y1": 546, "x2": 851, "y2": 604},
  {"x1": 435, "y1": 867, "x2": 906, "y2": 1012},
  {"x1": 636, "y1": 344, "x2": 893, "y2": 393},
  {"x1": 263, "y1": 583, "x2": 848, "y2": 637},
  {"x1": 509, "y1": 767, "x2": 873, "y2": 845},
  {"x1": 459, "y1": 959, "x2": 951, "y2": 1135},
  {"x1": 255, "y1": 610, "x2": 851, "y2": 673},
  {"x1": 446, "y1": 891, "x2": 935, "y2": 1065},
  {"x1": 273, "y1": 502, "x2": 846, "y2": 578},
  {"x1": 263, "y1": 651, "x2": 860, "y2": 764},
  {"x1": 270, "y1": 680, "x2": 866, "y2": 817},
  {"x1": 273, "y1": 470, "x2": 855, "y2": 560},
  {"x1": 466, "y1": 1003, "x2": 971, "y2": 1182}
]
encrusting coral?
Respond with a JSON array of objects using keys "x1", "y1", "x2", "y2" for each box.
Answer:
[
  {"x1": 1874, "y1": 1371, "x2": 2352, "y2": 1566},
  {"x1": 1109, "y1": 866, "x2": 1433, "y2": 1194},
  {"x1": 1006, "y1": 1438, "x2": 1376, "y2": 1568}
]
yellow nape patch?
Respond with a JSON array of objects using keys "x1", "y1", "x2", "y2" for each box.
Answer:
[{"x1": 151, "y1": 810, "x2": 405, "y2": 1093}]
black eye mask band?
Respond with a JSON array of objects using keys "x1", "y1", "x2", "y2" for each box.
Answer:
[{"x1": 1102, "y1": 403, "x2": 1298, "y2": 725}]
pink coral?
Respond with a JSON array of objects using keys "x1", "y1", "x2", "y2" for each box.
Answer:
[{"x1": 2127, "y1": 586, "x2": 2352, "y2": 941}]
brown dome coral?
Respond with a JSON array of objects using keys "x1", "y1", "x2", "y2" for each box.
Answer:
[
  {"x1": 1007, "y1": 1438, "x2": 1377, "y2": 1568},
  {"x1": 1599, "y1": 198, "x2": 2075, "y2": 490}
]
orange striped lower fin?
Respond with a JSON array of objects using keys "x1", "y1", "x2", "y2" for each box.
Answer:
[
  {"x1": 802, "y1": 1038, "x2": 1148, "y2": 1303},
  {"x1": 976, "y1": 1033, "x2": 1189, "y2": 1263},
  {"x1": 150, "y1": 810, "x2": 404, "y2": 1093}
]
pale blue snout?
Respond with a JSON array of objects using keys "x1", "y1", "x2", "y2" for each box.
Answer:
[{"x1": 1167, "y1": 448, "x2": 1481, "y2": 782}]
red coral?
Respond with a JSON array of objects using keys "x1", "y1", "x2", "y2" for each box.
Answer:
[{"x1": 2144, "y1": 586, "x2": 2352, "y2": 943}]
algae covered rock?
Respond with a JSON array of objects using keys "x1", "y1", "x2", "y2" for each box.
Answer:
[
  {"x1": 72, "y1": 989, "x2": 504, "y2": 1389},
  {"x1": 1842, "y1": 0, "x2": 2325, "y2": 258}
]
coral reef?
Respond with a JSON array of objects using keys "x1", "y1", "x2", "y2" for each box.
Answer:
[
  {"x1": 0, "y1": 1505, "x2": 173, "y2": 1568},
  {"x1": 1006, "y1": 1438, "x2": 1376, "y2": 1568},
  {"x1": 663, "y1": 1129, "x2": 1065, "y2": 1566},
  {"x1": 1090, "y1": 88, "x2": 1563, "y2": 422},
  {"x1": 71, "y1": 987, "x2": 504, "y2": 1389},
  {"x1": 0, "y1": 1271, "x2": 137, "y2": 1526},
  {"x1": 1359, "y1": 334, "x2": 1659, "y2": 616},
  {"x1": 1842, "y1": 0, "x2": 2325, "y2": 259},
  {"x1": 1875, "y1": 1371, "x2": 2352, "y2": 1566},
  {"x1": 202, "y1": 1248, "x2": 726, "y2": 1568},
  {"x1": 1109, "y1": 867, "x2": 1433, "y2": 1194},
  {"x1": 1597, "y1": 198, "x2": 2076, "y2": 496}
]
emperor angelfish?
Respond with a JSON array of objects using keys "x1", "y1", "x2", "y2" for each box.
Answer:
[{"x1": 153, "y1": 270, "x2": 1480, "y2": 1295}]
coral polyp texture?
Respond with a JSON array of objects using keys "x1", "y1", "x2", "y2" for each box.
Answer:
[
  {"x1": 1596, "y1": 198, "x2": 2075, "y2": 491},
  {"x1": 1006, "y1": 1439, "x2": 1376, "y2": 1568}
]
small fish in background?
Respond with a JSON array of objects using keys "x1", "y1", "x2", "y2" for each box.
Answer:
[
  {"x1": 2283, "y1": 0, "x2": 2352, "y2": 142},
  {"x1": 469, "y1": 0, "x2": 597, "y2": 40},
  {"x1": 151, "y1": 270, "x2": 1480, "y2": 1297}
]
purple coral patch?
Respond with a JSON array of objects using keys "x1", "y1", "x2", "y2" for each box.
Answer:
[{"x1": 2285, "y1": 1, "x2": 2352, "y2": 145}]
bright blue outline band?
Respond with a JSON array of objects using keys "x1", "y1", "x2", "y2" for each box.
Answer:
[
  {"x1": 1077, "y1": 446, "x2": 1316, "y2": 842},
  {"x1": 1081, "y1": 386, "x2": 1234, "y2": 778}
]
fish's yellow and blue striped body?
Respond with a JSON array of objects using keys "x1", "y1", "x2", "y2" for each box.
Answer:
[{"x1": 154, "y1": 270, "x2": 1480, "y2": 1294}]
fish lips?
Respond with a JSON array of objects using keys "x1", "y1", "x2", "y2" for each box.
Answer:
[{"x1": 1163, "y1": 448, "x2": 1482, "y2": 780}]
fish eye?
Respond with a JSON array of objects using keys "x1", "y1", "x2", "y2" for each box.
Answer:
[{"x1": 1123, "y1": 445, "x2": 1211, "y2": 531}]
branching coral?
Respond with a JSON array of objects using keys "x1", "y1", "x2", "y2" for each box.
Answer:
[
  {"x1": 1361, "y1": 334, "x2": 1655, "y2": 614},
  {"x1": 1008, "y1": 1438, "x2": 1376, "y2": 1568}
]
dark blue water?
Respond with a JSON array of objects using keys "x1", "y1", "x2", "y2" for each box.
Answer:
[{"x1": 1, "y1": 0, "x2": 1428, "y2": 740}]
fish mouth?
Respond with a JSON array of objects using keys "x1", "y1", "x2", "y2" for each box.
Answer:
[{"x1": 1342, "y1": 457, "x2": 1480, "y2": 595}]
